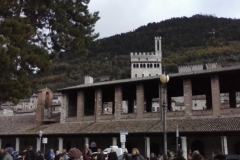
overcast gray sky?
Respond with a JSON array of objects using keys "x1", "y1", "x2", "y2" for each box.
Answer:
[{"x1": 88, "y1": 0, "x2": 240, "y2": 38}]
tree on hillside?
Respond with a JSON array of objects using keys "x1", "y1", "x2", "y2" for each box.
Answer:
[{"x1": 0, "y1": 0, "x2": 99, "y2": 103}]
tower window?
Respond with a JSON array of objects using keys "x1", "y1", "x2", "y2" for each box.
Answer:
[
  {"x1": 135, "y1": 74, "x2": 137, "y2": 77},
  {"x1": 142, "y1": 74, "x2": 144, "y2": 77},
  {"x1": 146, "y1": 58, "x2": 148, "y2": 61},
  {"x1": 149, "y1": 74, "x2": 151, "y2": 76},
  {"x1": 138, "y1": 58, "x2": 140, "y2": 60}
]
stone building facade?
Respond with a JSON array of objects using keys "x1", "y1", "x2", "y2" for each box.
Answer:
[
  {"x1": 131, "y1": 37, "x2": 162, "y2": 78},
  {"x1": 1, "y1": 66, "x2": 240, "y2": 158}
]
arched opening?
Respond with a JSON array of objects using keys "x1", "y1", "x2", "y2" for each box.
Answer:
[
  {"x1": 191, "y1": 140, "x2": 204, "y2": 157},
  {"x1": 234, "y1": 142, "x2": 240, "y2": 155},
  {"x1": 150, "y1": 142, "x2": 160, "y2": 156}
]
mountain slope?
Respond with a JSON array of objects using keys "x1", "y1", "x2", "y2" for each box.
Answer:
[{"x1": 36, "y1": 14, "x2": 240, "y2": 91}]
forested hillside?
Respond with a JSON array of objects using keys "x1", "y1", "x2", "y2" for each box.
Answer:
[{"x1": 36, "y1": 14, "x2": 240, "y2": 91}]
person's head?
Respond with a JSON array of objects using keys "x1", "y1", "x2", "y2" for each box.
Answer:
[
  {"x1": 110, "y1": 149, "x2": 114, "y2": 153},
  {"x1": 85, "y1": 144, "x2": 89, "y2": 149},
  {"x1": 56, "y1": 151, "x2": 59, "y2": 155},
  {"x1": 50, "y1": 149, "x2": 54, "y2": 152},
  {"x1": 177, "y1": 149, "x2": 183, "y2": 157},
  {"x1": 192, "y1": 150, "x2": 200, "y2": 157},
  {"x1": 150, "y1": 153, "x2": 155, "y2": 157},
  {"x1": 37, "y1": 151, "x2": 42, "y2": 155},
  {"x1": 0, "y1": 149, "x2": 5, "y2": 153},
  {"x1": 212, "y1": 150, "x2": 221, "y2": 158},
  {"x1": 192, "y1": 154, "x2": 204, "y2": 160},
  {"x1": 62, "y1": 149, "x2": 66, "y2": 153},
  {"x1": 68, "y1": 148, "x2": 82, "y2": 159},
  {"x1": 29, "y1": 146, "x2": 33, "y2": 151},
  {"x1": 7, "y1": 147, "x2": 14, "y2": 155},
  {"x1": 167, "y1": 150, "x2": 172, "y2": 158},
  {"x1": 132, "y1": 148, "x2": 139, "y2": 155},
  {"x1": 97, "y1": 148, "x2": 102, "y2": 153},
  {"x1": 163, "y1": 155, "x2": 168, "y2": 160}
]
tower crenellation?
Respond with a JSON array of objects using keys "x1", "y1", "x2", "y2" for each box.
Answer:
[
  {"x1": 131, "y1": 37, "x2": 162, "y2": 78},
  {"x1": 178, "y1": 63, "x2": 221, "y2": 73}
]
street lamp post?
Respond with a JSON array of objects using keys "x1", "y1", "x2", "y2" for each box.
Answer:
[
  {"x1": 38, "y1": 130, "x2": 43, "y2": 151},
  {"x1": 160, "y1": 66, "x2": 169, "y2": 156}
]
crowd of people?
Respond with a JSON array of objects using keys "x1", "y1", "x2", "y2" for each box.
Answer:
[
  {"x1": 0, "y1": 144, "x2": 227, "y2": 160},
  {"x1": 146, "y1": 149, "x2": 227, "y2": 160}
]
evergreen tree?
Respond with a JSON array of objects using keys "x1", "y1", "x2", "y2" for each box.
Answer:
[{"x1": 0, "y1": 0, "x2": 99, "y2": 103}]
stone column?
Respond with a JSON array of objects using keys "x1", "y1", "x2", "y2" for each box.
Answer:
[
  {"x1": 221, "y1": 136, "x2": 228, "y2": 155},
  {"x1": 95, "y1": 88, "x2": 102, "y2": 122},
  {"x1": 58, "y1": 138, "x2": 63, "y2": 152},
  {"x1": 183, "y1": 78, "x2": 192, "y2": 116},
  {"x1": 77, "y1": 91, "x2": 84, "y2": 121},
  {"x1": 180, "y1": 137, "x2": 187, "y2": 159},
  {"x1": 85, "y1": 137, "x2": 89, "y2": 146},
  {"x1": 136, "y1": 83, "x2": 144, "y2": 119},
  {"x1": 15, "y1": 138, "x2": 20, "y2": 153},
  {"x1": 211, "y1": 75, "x2": 221, "y2": 116},
  {"x1": 112, "y1": 137, "x2": 117, "y2": 146},
  {"x1": 60, "y1": 93, "x2": 68, "y2": 123},
  {"x1": 114, "y1": 86, "x2": 122, "y2": 120},
  {"x1": 145, "y1": 137, "x2": 150, "y2": 158},
  {"x1": 36, "y1": 138, "x2": 41, "y2": 151}
]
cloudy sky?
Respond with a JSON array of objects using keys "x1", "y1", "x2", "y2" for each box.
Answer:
[{"x1": 88, "y1": 0, "x2": 240, "y2": 38}]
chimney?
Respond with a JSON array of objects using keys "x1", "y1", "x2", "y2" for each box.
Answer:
[{"x1": 84, "y1": 76, "x2": 93, "y2": 84}]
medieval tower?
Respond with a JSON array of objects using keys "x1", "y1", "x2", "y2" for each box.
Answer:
[{"x1": 130, "y1": 37, "x2": 162, "y2": 78}]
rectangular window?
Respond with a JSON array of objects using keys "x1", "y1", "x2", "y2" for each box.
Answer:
[
  {"x1": 157, "y1": 107, "x2": 160, "y2": 111},
  {"x1": 195, "y1": 103, "x2": 197, "y2": 106},
  {"x1": 149, "y1": 74, "x2": 151, "y2": 76},
  {"x1": 152, "y1": 107, "x2": 155, "y2": 112},
  {"x1": 135, "y1": 74, "x2": 137, "y2": 77},
  {"x1": 142, "y1": 74, "x2": 144, "y2": 77}
]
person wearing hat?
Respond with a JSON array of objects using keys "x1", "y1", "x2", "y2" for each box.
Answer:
[
  {"x1": 68, "y1": 148, "x2": 82, "y2": 160},
  {"x1": 2, "y1": 147, "x2": 13, "y2": 160}
]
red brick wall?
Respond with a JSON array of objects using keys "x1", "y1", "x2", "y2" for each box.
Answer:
[{"x1": 114, "y1": 85, "x2": 122, "y2": 120}]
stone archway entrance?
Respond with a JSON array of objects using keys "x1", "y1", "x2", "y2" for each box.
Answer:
[
  {"x1": 234, "y1": 142, "x2": 240, "y2": 155},
  {"x1": 191, "y1": 140, "x2": 205, "y2": 157}
]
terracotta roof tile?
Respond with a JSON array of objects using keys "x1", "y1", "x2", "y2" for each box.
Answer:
[{"x1": 1, "y1": 116, "x2": 240, "y2": 135}]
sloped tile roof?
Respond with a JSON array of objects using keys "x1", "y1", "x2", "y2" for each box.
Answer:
[{"x1": 1, "y1": 115, "x2": 240, "y2": 135}]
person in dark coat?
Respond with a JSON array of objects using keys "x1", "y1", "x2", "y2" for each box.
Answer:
[
  {"x1": 54, "y1": 151, "x2": 60, "y2": 160},
  {"x1": 96, "y1": 149, "x2": 104, "y2": 160},
  {"x1": 26, "y1": 146, "x2": 36, "y2": 160},
  {"x1": 174, "y1": 149, "x2": 186, "y2": 160},
  {"x1": 131, "y1": 148, "x2": 141, "y2": 160},
  {"x1": 123, "y1": 152, "x2": 129, "y2": 160},
  {"x1": 36, "y1": 151, "x2": 43, "y2": 160},
  {"x1": 108, "y1": 149, "x2": 117, "y2": 160},
  {"x1": 83, "y1": 149, "x2": 91, "y2": 160},
  {"x1": 150, "y1": 153, "x2": 157, "y2": 160},
  {"x1": 211, "y1": 150, "x2": 225, "y2": 160}
]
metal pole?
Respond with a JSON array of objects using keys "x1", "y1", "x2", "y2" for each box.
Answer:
[
  {"x1": 40, "y1": 137, "x2": 42, "y2": 152},
  {"x1": 176, "y1": 125, "x2": 179, "y2": 152},
  {"x1": 44, "y1": 143, "x2": 45, "y2": 154},
  {"x1": 163, "y1": 84, "x2": 167, "y2": 156}
]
